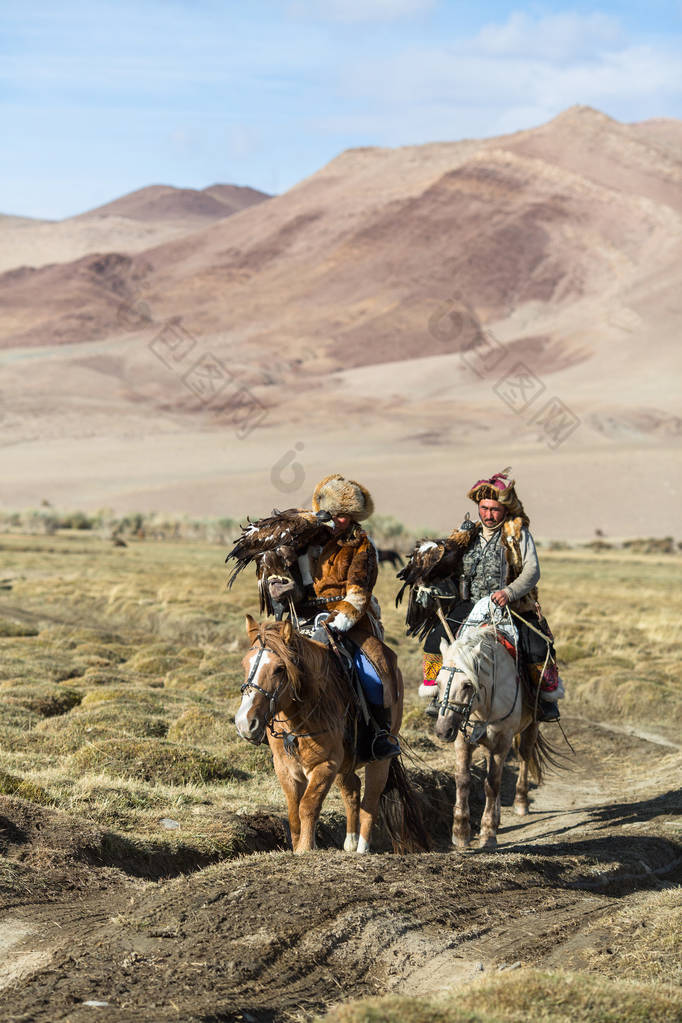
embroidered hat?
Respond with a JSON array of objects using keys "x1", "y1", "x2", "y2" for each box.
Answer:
[
  {"x1": 466, "y1": 467, "x2": 529, "y2": 526},
  {"x1": 467, "y1": 467, "x2": 514, "y2": 503}
]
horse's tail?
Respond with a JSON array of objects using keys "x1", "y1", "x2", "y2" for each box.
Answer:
[
  {"x1": 515, "y1": 728, "x2": 566, "y2": 785},
  {"x1": 380, "y1": 757, "x2": 431, "y2": 853}
]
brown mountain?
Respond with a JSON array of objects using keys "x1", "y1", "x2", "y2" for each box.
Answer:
[
  {"x1": 76, "y1": 183, "x2": 270, "y2": 221},
  {"x1": 0, "y1": 184, "x2": 270, "y2": 277},
  {"x1": 1, "y1": 107, "x2": 680, "y2": 537}
]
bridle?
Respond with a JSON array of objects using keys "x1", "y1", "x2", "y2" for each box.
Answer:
[
  {"x1": 437, "y1": 642, "x2": 520, "y2": 744},
  {"x1": 240, "y1": 635, "x2": 292, "y2": 734},
  {"x1": 437, "y1": 663, "x2": 478, "y2": 739},
  {"x1": 240, "y1": 633, "x2": 325, "y2": 752}
]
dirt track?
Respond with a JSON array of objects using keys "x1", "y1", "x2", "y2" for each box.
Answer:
[{"x1": 1, "y1": 716, "x2": 680, "y2": 1023}]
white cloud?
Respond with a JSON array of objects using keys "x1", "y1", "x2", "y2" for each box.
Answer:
[
  {"x1": 334, "y1": 13, "x2": 682, "y2": 133},
  {"x1": 286, "y1": 0, "x2": 435, "y2": 23},
  {"x1": 475, "y1": 10, "x2": 624, "y2": 63},
  {"x1": 224, "y1": 123, "x2": 263, "y2": 160}
]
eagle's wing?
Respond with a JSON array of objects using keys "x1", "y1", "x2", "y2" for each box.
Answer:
[
  {"x1": 396, "y1": 517, "x2": 478, "y2": 640},
  {"x1": 225, "y1": 507, "x2": 333, "y2": 590}
]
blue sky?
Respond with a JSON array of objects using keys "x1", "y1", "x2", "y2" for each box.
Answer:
[{"x1": 2, "y1": 0, "x2": 681, "y2": 219}]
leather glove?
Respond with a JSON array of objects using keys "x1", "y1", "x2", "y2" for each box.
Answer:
[
  {"x1": 267, "y1": 577, "x2": 296, "y2": 602},
  {"x1": 416, "y1": 586, "x2": 436, "y2": 608}
]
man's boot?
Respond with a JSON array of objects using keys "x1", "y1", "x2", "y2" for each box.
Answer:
[
  {"x1": 538, "y1": 698, "x2": 560, "y2": 722},
  {"x1": 370, "y1": 706, "x2": 401, "y2": 760},
  {"x1": 425, "y1": 695, "x2": 439, "y2": 719},
  {"x1": 528, "y1": 662, "x2": 561, "y2": 722}
]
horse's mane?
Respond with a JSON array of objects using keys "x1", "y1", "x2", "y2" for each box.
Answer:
[
  {"x1": 257, "y1": 622, "x2": 350, "y2": 728},
  {"x1": 450, "y1": 625, "x2": 498, "y2": 691}
]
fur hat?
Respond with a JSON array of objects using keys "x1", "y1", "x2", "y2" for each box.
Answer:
[
  {"x1": 312, "y1": 474, "x2": 374, "y2": 522},
  {"x1": 467, "y1": 467, "x2": 529, "y2": 526}
]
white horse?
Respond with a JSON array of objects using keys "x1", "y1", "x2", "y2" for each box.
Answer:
[{"x1": 433, "y1": 623, "x2": 555, "y2": 849}]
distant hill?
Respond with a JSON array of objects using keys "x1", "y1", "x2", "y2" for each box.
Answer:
[
  {"x1": 0, "y1": 183, "x2": 271, "y2": 275},
  {"x1": 76, "y1": 183, "x2": 270, "y2": 221}
]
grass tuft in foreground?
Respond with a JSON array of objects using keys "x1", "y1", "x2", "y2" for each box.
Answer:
[{"x1": 317, "y1": 968, "x2": 682, "y2": 1023}]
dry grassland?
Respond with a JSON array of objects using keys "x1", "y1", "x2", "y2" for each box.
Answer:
[{"x1": 0, "y1": 532, "x2": 680, "y2": 1022}]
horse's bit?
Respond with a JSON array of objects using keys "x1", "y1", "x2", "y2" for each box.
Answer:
[
  {"x1": 437, "y1": 657, "x2": 519, "y2": 744},
  {"x1": 241, "y1": 635, "x2": 321, "y2": 754},
  {"x1": 437, "y1": 663, "x2": 478, "y2": 740},
  {"x1": 240, "y1": 636, "x2": 290, "y2": 735}
]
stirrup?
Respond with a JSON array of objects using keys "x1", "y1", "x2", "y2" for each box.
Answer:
[
  {"x1": 538, "y1": 699, "x2": 560, "y2": 722},
  {"x1": 371, "y1": 730, "x2": 401, "y2": 760}
]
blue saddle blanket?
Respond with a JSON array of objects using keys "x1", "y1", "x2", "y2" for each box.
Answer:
[{"x1": 351, "y1": 646, "x2": 384, "y2": 706}]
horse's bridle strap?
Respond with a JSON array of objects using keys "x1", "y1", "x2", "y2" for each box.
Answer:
[
  {"x1": 438, "y1": 664, "x2": 474, "y2": 717},
  {"x1": 240, "y1": 635, "x2": 323, "y2": 745},
  {"x1": 241, "y1": 637, "x2": 289, "y2": 726}
]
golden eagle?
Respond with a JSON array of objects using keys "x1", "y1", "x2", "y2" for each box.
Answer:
[
  {"x1": 226, "y1": 508, "x2": 334, "y2": 616},
  {"x1": 396, "y1": 516, "x2": 478, "y2": 641}
]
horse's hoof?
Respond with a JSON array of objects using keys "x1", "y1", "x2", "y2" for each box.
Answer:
[
  {"x1": 513, "y1": 801, "x2": 529, "y2": 817},
  {"x1": 479, "y1": 834, "x2": 497, "y2": 849},
  {"x1": 343, "y1": 834, "x2": 359, "y2": 853}
]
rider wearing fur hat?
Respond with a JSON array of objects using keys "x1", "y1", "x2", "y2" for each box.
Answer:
[
  {"x1": 300, "y1": 474, "x2": 402, "y2": 760},
  {"x1": 421, "y1": 469, "x2": 563, "y2": 723}
]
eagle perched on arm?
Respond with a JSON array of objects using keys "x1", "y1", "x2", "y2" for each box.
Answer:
[
  {"x1": 226, "y1": 508, "x2": 334, "y2": 617},
  {"x1": 395, "y1": 515, "x2": 478, "y2": 641}
]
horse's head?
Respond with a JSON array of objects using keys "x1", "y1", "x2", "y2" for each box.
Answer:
[
  {"x1": 433, "y1": 634, "x2": 483, "y2": 743},
  {"x1": 235, "y1": 615, "x2": 300, "y2": 744}
]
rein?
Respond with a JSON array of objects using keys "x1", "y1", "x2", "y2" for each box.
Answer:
[
  {"x1": 241, "y1": 634, "x2": 331, "y2": 752},
  {"x1": 437, "y1": 629, "x2": 520, "y2": 743},
  {"x1": 241, "y1": 635, "x2": 292, "y2": 730}
]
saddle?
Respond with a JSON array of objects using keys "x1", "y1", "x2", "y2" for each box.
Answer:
[
  {"x1": 491, "y1": 630, "x2": 517, "y2": 662},
  {"x1": 296, "y1": 614, "x2": 385, "y2": 762}
]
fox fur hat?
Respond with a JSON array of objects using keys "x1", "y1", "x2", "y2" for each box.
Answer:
[
  {"x1": 312, "y1": 474, "x2": 374, "y2": 522},
  {"x1": 467, "y1": 467, "x2": 529, "y2": 526}
]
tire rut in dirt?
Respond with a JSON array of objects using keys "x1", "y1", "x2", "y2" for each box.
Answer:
[{"x1": 3, "y1": 836, "x2": 681, "y2": 1023}]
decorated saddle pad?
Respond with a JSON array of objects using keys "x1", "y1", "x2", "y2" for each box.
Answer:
[{"x1": 457, "y1": 596, "x2": 519, "y2": 656}]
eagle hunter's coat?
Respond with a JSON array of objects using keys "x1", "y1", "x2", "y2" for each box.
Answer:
[{"x1": 227, "y1": 511, "x2": 400, "y2": 707}]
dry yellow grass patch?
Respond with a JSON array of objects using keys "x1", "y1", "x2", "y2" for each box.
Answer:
[{"x1": 318, "y1": 968, "x2": 682, "y2": 1023}]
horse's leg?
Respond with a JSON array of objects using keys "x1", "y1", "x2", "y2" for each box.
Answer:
[
  {"x1": 358, "y1": 759, "x2": 391, "y2": 854},
  {"x1": 514, "y1": 721, "x2": 537, "y2": 816},
  {"x1": 479, "y1": 733, "x2": 512, "y2": 849},
  {"x1": 336, "y1": 770, "x2": 361, "y2": 852},
  {"x1": 297, "y1": 763, "x2": 337, "y2": 853},
  {"x1": 453, "y1": 733, "x2": 472, "y2": 849},
  {"x1": 272, "y1": 752, "x2": 306, "y2": 852}
]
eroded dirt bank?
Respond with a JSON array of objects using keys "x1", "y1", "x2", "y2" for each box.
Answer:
[{"x1": 1, "y1": 717, "x2": 680, "y2": 1023}]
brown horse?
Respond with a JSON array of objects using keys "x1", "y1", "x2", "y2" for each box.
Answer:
[
  {"x1": 235, "y1": 615, "x2": 426, "y2": 854},
  {"x1": 433, "y1": 625, "x2": 559, "y2": 849}
]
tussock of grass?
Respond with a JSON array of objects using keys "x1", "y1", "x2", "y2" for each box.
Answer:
[
  {"x1": 37, "y1": 706, "x2": 168, "y2": 749},
  {"x1": 126, "y1": 652, "x2": 186, "y2": 676},
  {"x1": 79, "y1": 668, "x2": 132, "y2": 685},
  {"x1": 0, "y1": 769, "x2": 50, "y2": 804},
  {"x1": 0, "y1": 683, "x2": 82, "y2": 718},
  {"x1": 580, "y1": 887, "x2": 682, "y2": 985},
  {"x1": 70, "y1": 737, "x2": 246, "y2": 786},
  {"x1": 0, "y1": 647, "x2": 84, "y2": 684},
  {"x1": 80, "y1": 686, "x2": 172, "y2": 712},
  {"x1": 167, "y1": 706, "x2": 234, "y2": 746},
  {"x1": 318, "y1": 968, "x2": 682, "y2": 1023},
  {"x1": 0, "y1": 618, "x2": 39, "y2": 637}
]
